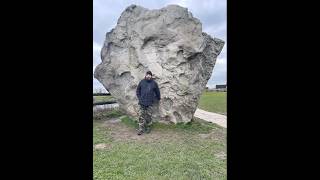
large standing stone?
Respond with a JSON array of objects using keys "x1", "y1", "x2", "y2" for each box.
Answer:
[{"x1": 94, "y1": 4, "x2": 224, "y2": 123}]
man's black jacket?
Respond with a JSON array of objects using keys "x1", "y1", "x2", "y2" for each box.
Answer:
[{"x1": 136, "y1": 79, "x2": 161, "y2": 106}]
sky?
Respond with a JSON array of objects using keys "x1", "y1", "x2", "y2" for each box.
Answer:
[{"x1": 93, "y1": 0, "x2": 226, "y2": 91}]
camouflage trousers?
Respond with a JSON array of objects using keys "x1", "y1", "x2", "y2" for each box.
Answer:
[{"x1": 138, "y1": 105, "x2": 153, "y2": 132}]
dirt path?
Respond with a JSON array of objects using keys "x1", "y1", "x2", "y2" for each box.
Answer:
[{"x1": 194, "y1": 108, "x2": 227, "y2": 128}]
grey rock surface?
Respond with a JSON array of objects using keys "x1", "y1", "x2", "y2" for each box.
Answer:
[{"x1": 94, "y1": 4, "x2": 224, "y2": 123}]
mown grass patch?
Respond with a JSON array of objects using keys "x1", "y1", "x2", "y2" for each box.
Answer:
[
  {"x1": 198, "y1": 91, "x2": 226, "y2": 115},
  {"x1": 93, "y1": 109, "x2": 226, "y2": 180}
]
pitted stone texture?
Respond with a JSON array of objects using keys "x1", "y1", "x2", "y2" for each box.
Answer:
[{"x1": 94, "y1": 4, "x2": 224, "y2": 123}]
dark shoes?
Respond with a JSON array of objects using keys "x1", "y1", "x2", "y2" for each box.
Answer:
[
  {"x1": 137, "y1": 127, "x2": 151, "y2": 135},
  {"x1": 137, "y1": 130, "x2": 143, "y2": 135}
]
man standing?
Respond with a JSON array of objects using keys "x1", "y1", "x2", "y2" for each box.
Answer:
[{"x1": 136, "y1": 71, "x2": 161, "y2": 135}]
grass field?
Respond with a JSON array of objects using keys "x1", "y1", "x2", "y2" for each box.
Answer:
[
  {"x1": 93, "y1": 95, "x2": 116, "y2": 102},
  {"x1": 198, "y1": 91, "x2": 227, "y2": 115},
  {"x1": 93, "y1": 109, "x2": 226, "y2": 180}
]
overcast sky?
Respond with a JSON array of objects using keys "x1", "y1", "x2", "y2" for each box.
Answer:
[{"x1": 93, "y1": 0, "x2": 226, "y2": 91}]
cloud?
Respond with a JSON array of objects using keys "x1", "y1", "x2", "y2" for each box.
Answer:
[
  {"x1": 93, "y1": 78, "x2": 107, "y2": 92},
  {"x1": 93, "y1": 41, "x2": 102, "y2": 68},
  {"x1": 207, "y1": 57, "x2": 227, "y2": 86},
  {"x1": 166, "y1": 0, "x2": 226, "y2": 33},
  {"x1": 204, "y1": 22, "x2": 226, "y2": 41},
  {"x1": 93, "y1": 41, "x2": 106, "y2": 91}
]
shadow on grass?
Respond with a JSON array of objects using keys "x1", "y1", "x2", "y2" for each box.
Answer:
[{"x1": 120, "y1": 115, "x2": 222, "y2": 134}]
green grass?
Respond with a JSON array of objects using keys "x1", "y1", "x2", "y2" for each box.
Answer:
[
  {"x1": 198, "y1": 91, "x2": 227, "y2": 115},
  {"x1": 120, "y1": 116, "x2": 139, "y2": 129},
  {"x1": 121, "y1": 116, "x2": 221, "y2": 134},
  {"x1": 94, "y1": 95, "x2": 116, "y2": 102},
  {"x1": 93, "y1": 108, "x2": 123, "y2": 120},
  {"x1": 93, "y1": 110, "x2": 226, "y2": 180},
  {"x1": 94, "y1": 141, "x2": 226, "y2": 179}
]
